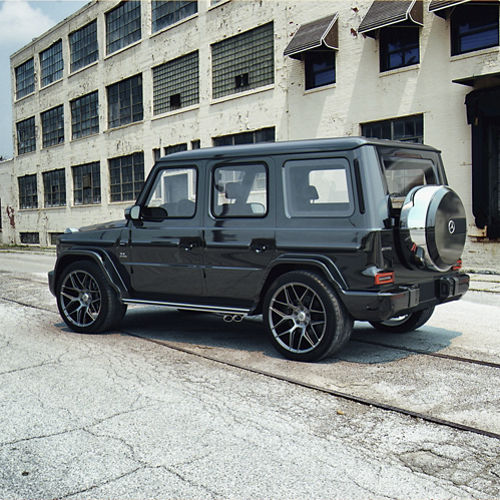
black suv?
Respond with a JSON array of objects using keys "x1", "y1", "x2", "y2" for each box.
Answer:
[{"x1": 49, "y1": 138, "x2": 469, "y2": 361}]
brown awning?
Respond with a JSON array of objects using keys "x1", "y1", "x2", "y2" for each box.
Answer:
[
  {"x1": 284, "y1": 14, "x2": 338, "y2": 60},
  {"x1": 358, "y1": 1, "x2": 423, "y2": 38},
  {"x1": 429, "y1": 0, "x2": 471, "y2": 18}
]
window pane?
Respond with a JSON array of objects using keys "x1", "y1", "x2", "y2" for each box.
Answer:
[
  {"x1": 284, "y1": 159, "x2": 353, "y2": 217},
  {"x1": 380, "y1": 27, "x2": 419, "y2": 72},
  {"x1": 362, "y1": 115, "x2": 423, "y2": 144},
  {"x1": 41, "y1": 105, "x2": 64, "y2": 147},
  {"x1": 71, "y1": 91, "x2": 99, "y2": 139},
  {"x1": 16, "y1": 117, "x2": 36, "y2": 154},
  {"x1": 304, "y1": 50, "x2": 335, "y2": 90},
  {"x1": 152, "y1": 1, "x2": 197, "y2": 32},
  {"x1": 40, "y1": 40, "x2": 63, "y2": 87},
  {"x1": 107, "y1": 75, "x2": 143, "y2": 128},
  {"x1": 72, "y1": 162, "x2": 101, "y2": 205},
  {"x1": 70, "y1": 20, "x2": 98, "y2": 72},
  {"x1": 212, "y1": 164, "x2": 267, "y2": 217},
  {"x1": 15, "y1": 59, "x2": 35, "y2": 99},
  {"x1": 451, "y1": 4, "x2": 499, "y2": 55},
  {"x1": 106, "y1": 1, "x2": 141, "y2": 54},
  {"x1": 108, "y1": 152, "x2": 144, "y2": 202},
  {"x1": 212, "y1": 127, "x2": 275, "y2": 147}
]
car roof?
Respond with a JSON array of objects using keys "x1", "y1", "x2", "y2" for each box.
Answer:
[{"x1": 155, "y1": 137, "x2": 440, "y2": 164}]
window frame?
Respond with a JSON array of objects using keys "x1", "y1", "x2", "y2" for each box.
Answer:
[
  {"x1": 152, "y1": 51, "x2": 199, "y2": 115},
  {"x1": 211, "y1": 162, "x2": 268, "y2": 219},
  {"x1": 151, "y1": 1, "x2": 198, "y2": 33},
  {"x1": 109, "y1": 152, "x2": 145, "y2": 203},
  {"x1": 283, "y1": 158, "x2": 355, "y2": 219},
  {"x1": 211, "y1": 22, "x2": 274, "y2": 99},
  {"x1": 71, "y1": 91, "x2": 99, "y2": 139},
  {"x1": 72, "y1": 161, "x2": 101, "y2": 206},
  {"x1": 379, "y1": 25, "x2": 420, "y2": 72},
  {"x1": 18, "y1": 174, "x2": 38, "y2": 210},
  {"x1": 304, "y1": 49, "x2": 336, "y2": 90},
  {"x1": 212, "y1": 127, "x2": 275, "y2": 147},
  {"x1": 16, "y1": 116, "x2": 36, "y2": 155},
  {"x1": 69, "y1": 20, "x2": 99, "y2": 73},
  {"x1": 15, "y1": 58, "x2": 35, "y2": 99},
  {"x1": 361, "y1": 114, "x2": 424, "y2": 144},
  {"x1": 41, "y1": 105, "x2": 65, "y2": 148},
  {"x1": 40, "y1": 40, "x2": 63, "y2": 87},
  {"x1": 450, "y1": 4, "x2": 500, "y2": 56},
  {"x1": 42, "y1": 168, "x2": 67, "y2": 208},
  {"x1": 107, "y1": 74, "x2": 143, "y2": 129},
  {"x1": 105, "y1": 1, "x2": 142, "y2": 55}
]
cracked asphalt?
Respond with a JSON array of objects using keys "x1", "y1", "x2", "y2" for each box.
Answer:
[{"x1": 0, "y1": 252, "x2": 499, "y2": 499}]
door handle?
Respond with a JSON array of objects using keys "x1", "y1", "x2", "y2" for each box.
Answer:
[
  {"x1": 251, "y1": 239, "x2": 274, "y2": 254},
  {"x1": 180, "y1": 237, "x2": 203, "y2": 252}
]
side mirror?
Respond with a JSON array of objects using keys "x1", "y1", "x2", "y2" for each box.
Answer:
[{"x1": 125, "y1": 205, "x2": 141, "y2": 221}]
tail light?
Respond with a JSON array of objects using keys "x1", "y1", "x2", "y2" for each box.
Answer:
[
  {"x1": 452, "y1": 259, "x2": 462, "y2": 271},
  {"x1": 374, "y1": 272, "x2": 395, "y2": 285}
]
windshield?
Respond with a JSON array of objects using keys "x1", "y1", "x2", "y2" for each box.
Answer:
[{"x1": 378, "y1": 147, "x2": 441, "y2": 197}]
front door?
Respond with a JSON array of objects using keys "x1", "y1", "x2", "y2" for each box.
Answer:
[{"x1": 127, "y1": 166, "x2": 204, "y2": 302}]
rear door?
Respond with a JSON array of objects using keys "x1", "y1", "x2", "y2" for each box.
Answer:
[{"x1": 203, "y1": 159, "x2": 276, "y2": 308}]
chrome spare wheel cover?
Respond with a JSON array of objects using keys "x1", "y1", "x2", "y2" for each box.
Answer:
[
  {"x1": 400, "y1": 185, "x2": 466, "y2": 272},
  {"x1": 60, "y1": 270, "x2": 102, "y2": 327},
  {"x1": 268, "y1": 282, "x2": 327, "y2": 354}
]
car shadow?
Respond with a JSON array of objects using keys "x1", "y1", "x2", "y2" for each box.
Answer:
[{"x1": 113, "y1": 306, "x2": 463, "y2": 365}]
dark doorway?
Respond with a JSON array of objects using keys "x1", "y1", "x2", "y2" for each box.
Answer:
[{"x1": 466, "y1": 87, "x2": 500, "y2": 238}]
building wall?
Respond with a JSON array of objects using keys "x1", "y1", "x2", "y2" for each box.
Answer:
[
  {"x1": 0, "y1": 159, "x2": 15, "y2": 245},
  {"x1": 4, "y1": 0, "x2": 500, "y2": 270}
]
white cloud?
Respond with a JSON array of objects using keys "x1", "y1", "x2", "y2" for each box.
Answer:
[{"x1": 0, "y1": 0, "x2": 54, "y2": 45}]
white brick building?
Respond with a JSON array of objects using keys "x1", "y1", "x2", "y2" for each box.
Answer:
[{"x1": 1, "y1": 0, "x2": 499, "y2": 270}]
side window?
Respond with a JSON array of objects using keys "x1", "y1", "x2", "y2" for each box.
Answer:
[
  {"x1": 145, "y1": 167, "x2": 197, "y2": 218},
  {"x1": 212, "y1": 164, "x2": 267, "y2": 217},
  {"x1": 283, "y1": 158, "x2": 353, "y2": 217}
]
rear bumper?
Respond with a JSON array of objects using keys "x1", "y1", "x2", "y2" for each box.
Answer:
[{"x1": 340, "y1": 273, "x2": 469, "y2": 321}]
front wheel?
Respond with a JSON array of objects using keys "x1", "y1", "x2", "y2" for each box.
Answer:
[
  {"x1": 369, "y1": 306, "x2": 435, "y2": 334},
  {"x1": 263, "y1": 271, "x2": 353, "y2": 362},
  {"x1": 56, "y1": 261, "x2": 125, "y2": 333}
]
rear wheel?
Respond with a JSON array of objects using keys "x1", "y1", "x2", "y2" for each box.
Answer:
[
  {"x1": 56, "y1": 261, "x2": 125, "y2": 333},
  {"x1": 263, "y1": 271, "x2": 353, "y2": 362},
  {"x1": 369, "y1": 306, "x2": 435, "y2": 334}
]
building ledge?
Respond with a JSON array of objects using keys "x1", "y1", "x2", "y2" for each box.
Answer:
[{"x1": 210, "y1": 84, "x2": 274, "y2": 106}]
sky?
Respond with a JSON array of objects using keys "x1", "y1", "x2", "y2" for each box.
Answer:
[{"x1": 0, "y1": 0, "x2": 88, "y2": 158}]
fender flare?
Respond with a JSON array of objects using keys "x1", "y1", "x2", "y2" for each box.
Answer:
[{"x1": 53, "y1": 249, "x2": 129, "y2": 299}]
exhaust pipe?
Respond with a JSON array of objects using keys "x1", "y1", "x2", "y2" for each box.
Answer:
[{"x1": 223, "y1": 314, "x2": 243, "y2": 323}]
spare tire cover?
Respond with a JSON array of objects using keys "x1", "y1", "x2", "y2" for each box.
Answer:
[{"x1": 399, "y1": 185, "x2": 467, "y2": 272}]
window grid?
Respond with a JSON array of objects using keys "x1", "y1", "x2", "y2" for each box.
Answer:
[
  {"x1": 164, "y1": 143, "x2": 188, "y2": 155},
  {"x1": 16, "y1": 117, "x2": 36, "y2": 155},
  {"x1": 362, "y1": 115, "x2": 423, "y2": 143},
  {"x1": 71, "y1": 91, "x2": 99, "y2": 139},
  {"x1": 107, "y1": 74, "x2": 143, "y2": 128},
  {"x1": 109, "y1": 153, "x2": 144, "y2": 202},
  {"x1": 380, "y1": 26, "x2": 419, "y2": 72},
  {"x1": 70, "y1": 20, "x2": 98, "y2": 72},
  {"x1": 213, "y1": 127, "x2": 275, "y2": 147},
  {"x1": 18, "y1": 174, "x2": 38, "y2": 209},
  {"x1": 451, "y1": 4, "x2": 499, "y2": 56},
  {"x1": 152, "y1": 1, "x2": 197, "y2": 32},
  {"x1": 15, "y1": 59, "x2": 35, "y2": 99},
  {"x1": 40, "y1": 40, "x2": 63, "y2": 87},
  {"x1": 304, "y1": 50, "x2": 336, "y2": 90},
  {"x1": 212, "y1": 22, "x2": 274, "y2": 99},
  {"x1": 42, "y1": 105, "x2": 64, "y2": 148},
  {"x1": 72, "y1": 162, "x2": 101, "y2": 205},
  {"x1": 106, "y1": 1, "x2": 141, "y2": 54},
  {"x1": 50, "y1": 233, "x2": 64, "y2": 245},
  {"x1": 43, "y1": 169, "x2": 66, "y2": 207},
  {"x1": 153, "y1": 51, "x2": 199, "y2": 114},
  {"x1": 20, "y1": 232, "x2": 40, "y2": 244}
]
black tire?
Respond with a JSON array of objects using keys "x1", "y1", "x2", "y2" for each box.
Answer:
[
  {"x1": 56, "y1": 260, "x2": 125, "y2": 333},
  {"x1": 369, "y1": 306, "x2": 435, "y2": 334},
  {"x1": 263, "y1": 271, "x2": 353, "y2": 362}
]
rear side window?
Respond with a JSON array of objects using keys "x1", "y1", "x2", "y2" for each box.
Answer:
[
  {"x1": 283, "y1": 158, "x2": 353, "y2": 217},
  {"x1": 146, "y1": 167, "x2": 197, "y2": 218},
  {"x1": 212, "y1": 164, "x2": 267, "y2": 217},
  {"x1": 381, "y1": 155, "x2": 438, "y2": 197}
]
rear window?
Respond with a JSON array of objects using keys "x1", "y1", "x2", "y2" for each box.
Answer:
[
  {"x1": 283, "y1": 158, "x2": 354, "y2": 217},
  {"x1": 379, "y1": 151, "x2": 439, "y2": 197}
]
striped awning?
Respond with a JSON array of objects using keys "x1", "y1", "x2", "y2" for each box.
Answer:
[
  {"x1": 284, "y1": 14, "x2": 338, "y2": 60},
  {"x1": 358, "y1": 1, "x2": 423, "y2": 38}
]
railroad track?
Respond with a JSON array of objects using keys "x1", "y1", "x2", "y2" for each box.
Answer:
[{"x1": 1, "y1": 283, "x2": 499, "y2": 442}]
